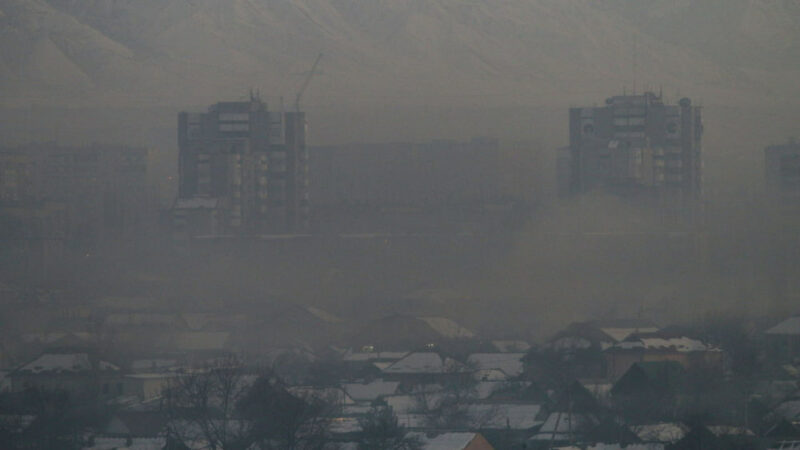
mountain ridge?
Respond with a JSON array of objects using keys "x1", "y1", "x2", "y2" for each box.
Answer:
[{"x1": 1, "y1": 0, "x2": 798, "y2": 107}]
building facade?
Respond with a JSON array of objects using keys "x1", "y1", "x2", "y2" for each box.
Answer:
[
  {"x1": 176, "y1": 96, "x2": 308, "y2": 235},
  {"x1": 561, "y1": 92, "x2": 703, "y2": 221},
  {"x1": 0, "y1": 143, "x2": 150, "y2": 238},
  {"x1": 765, "y1": 139, "x2": 800, "y2": 203}
]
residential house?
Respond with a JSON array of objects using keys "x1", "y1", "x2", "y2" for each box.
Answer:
[
  {"x1": 604, "y1": 330, "x2": 723, "y2": 380},
  {"x1": 9, "y1": 350, "x2": 123, "y2": 397},
  {"x1": 527, "y1": 412, "x2": 599, "y2": 445},
  {"x1": 348, "y1": 314, "x2": 478, "y2": 353},
  {"x1": 467, "y1": 353, "x2": 525, "y2": 380},
  {"x1": 381, "y1": 352, "x2": 465, "y2": 384},
  {"x1": 766, "y1": 317, "x2": 800, "y2": 362},
  {"x1": 417, "y1": 431, "x2": 495, "y2": 450}
]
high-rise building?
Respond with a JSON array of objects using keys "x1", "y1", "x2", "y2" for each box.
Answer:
[
  {"x1": 175, "y1": 95, "x2": 309, "y2": 235},
  {"x1": 560, "y1": 92, "x2": 703, "y2": 219},
  {"x1": 765, "y1": 139, "x2": 800, "y2": 203}
]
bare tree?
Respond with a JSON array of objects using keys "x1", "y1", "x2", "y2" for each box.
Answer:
[
  {"x1": 358, "y1": 406, "x2": 422, "y2": 450},
  {"x1": 418, "y1": 358, "x2": 480, "y2": 429},
  {"x1": 238, "y1": 380, "x2": 338, "y2": 450},
  {"x1": 163, "y1": 357, "x2": 252, "y2": 450}
]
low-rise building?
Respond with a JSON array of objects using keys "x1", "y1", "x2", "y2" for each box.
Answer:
[
  {"x1": 9, "y1": 350, "x2": 123, "y2": 397},
  {"x1": 604, "y1": 330, "x2": 723, "y2": 380}
]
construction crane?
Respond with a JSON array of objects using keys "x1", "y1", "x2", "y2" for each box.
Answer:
[{"x1": 294, "y1": 53, "x2": 323, "y2": 113}]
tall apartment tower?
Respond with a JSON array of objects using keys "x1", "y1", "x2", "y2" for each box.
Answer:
[
  {"x1": 175, "y1": 95, "x2": 309, "y2": 235},
  {"x1": 561, "y1": 92, "x2": 703, "y2": 220}
]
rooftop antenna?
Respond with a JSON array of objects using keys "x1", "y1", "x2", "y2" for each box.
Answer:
[{"x1": 295, "y1": 53, "x2": 323, "y2": 113}]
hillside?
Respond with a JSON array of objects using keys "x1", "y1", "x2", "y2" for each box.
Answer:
[{"x1": 1, "y1": 0, "x2": 798, "y2": 107}]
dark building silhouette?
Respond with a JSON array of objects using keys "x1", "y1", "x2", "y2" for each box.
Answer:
[
  {"x1": 175, "y1": 95, "x2": 308, "y2": 235},
  {"x1": 0, "y1": 143, "x2": 150, "y2": 240},
  {"x1": 560, "y1": 92, "x2": 703, "y2": 221},
  {"x1": 765, "y1": 139, "x2": 800, "y2": 202},
  {"x1": 0, "y1": 143, "x2": 149, "y2": 278}
]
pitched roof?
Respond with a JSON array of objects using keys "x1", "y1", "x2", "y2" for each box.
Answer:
[
  {"x1": 418, "y1": 317, "x2": 475, "y2": 339},
  {"x1": 383, "y1": 352, "x2": 460, "y2": 374},
  {"x1": 467, "y1": 353, "x2": 524, "y2": 378},
  {"x1": 611, "y1": 361, "x2": 685, "y2": 396},
  {"x1": 632, "y1": 422, "x2": 689, "y2": 443},
  {"x1": 342, "y1": 380, "x2": 400, "y2": 401},
  {"x1": 775, "y1": 399, "x2": 800, "y2": 421},
  {"x1": 16, "y1": 352, "x2": 119, "y2": 374},
  {"x1": 767, "y1": 317, "x2": 800, "y2": 335},
  {"x1": 421, "y1": 432, "x2": 493, "y2": 450},
  {"x1": 610, "y1": 332, "x2": 719, "y2": 352},
  {"x1": 466, "y1": 403, "x2": 543, "y2": 430},
  {"x1": 537, "y1": 412, "x2": 598, "y2": 434}
]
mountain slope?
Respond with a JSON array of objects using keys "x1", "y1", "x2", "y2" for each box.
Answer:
[{"x1": 0, "y1": 0, "x2": 797, "y2": 106}]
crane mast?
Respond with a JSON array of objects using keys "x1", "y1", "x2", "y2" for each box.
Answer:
[{"x1": 294, "y1": 53, "x2": 323, "y2": 113}]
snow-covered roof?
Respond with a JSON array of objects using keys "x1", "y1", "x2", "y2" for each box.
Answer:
[
  {"x1": 383, "y1": 352, "x2": 459, "y2": 374},
  {"x1": 537, "y1": 412, "x2": 597, "y2": 434},
  {"x1": 385, "y1": 393, "x2": 442, "y2": 414},
  {"x1": 707, "y1": 425, "x2": 755, "y2": 437},
  {"x1": 288, "y1": 386, "x2": 354, "y2": 405},
  {"x1": 754, "y1": 379, "x2": 799, "y2": 403},
  {"x1": 342, "y1": 351, "x2": 408, "y2": 362},
  {"x1": 467, "y1": 403, "x2": 543, "y2": 429},
  {"x1": 17, "y1": 353, "x2": 119, "y2": 374},
  {"x1": 613, "y1": 337, "x2": 718, "y2": 352},
  {"x1": 474, "y1": 369, "x2": 508, "y2": 382},
  {"x1": 467, "y1": 353, "x2": 524, "y2": 378},
  {"x1": 775, "y1": 399, "x2": 800, "y2": 420},
  {"x1": 580, "y1": 381, "x2": 613, "y2": 400},
  {"x1": 418, "y1": 317, "x2": 475, "y2": 339},
  {"x1": 600, "y1": 327, "x2": 660, "y2": 342},
  {"x1": 492, "y1": 340, "x2": 531, "y2": 353},
  {"x1": 633, "y1": 422, "x2": 689, "y2": 443},
  {"x1": 475, "y1": 381, "x2": 505, "y2": 399},
  {"x1": 131, "y1": 359, "x2": 179, "y2": 372},
  {"x1": 342, "y1": 380, "x2": 400, "y2": 401},
  {"x1": 767, "y1": 317, "x2": 800, "y2": 335}
]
